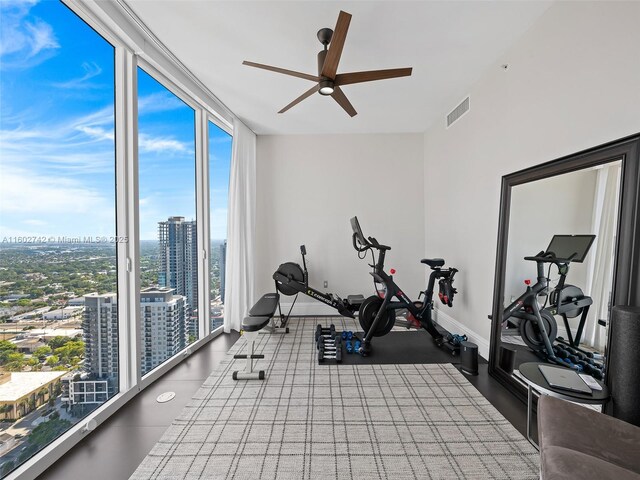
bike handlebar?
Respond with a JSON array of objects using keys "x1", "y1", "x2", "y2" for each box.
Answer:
[
  {"x1": 352, "y1": 233, "x2": 369, "y2": 253},
  {"x1": 524, "y1": 250, "x2": 577, "y2": 264}
]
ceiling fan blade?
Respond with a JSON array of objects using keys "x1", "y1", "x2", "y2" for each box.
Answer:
[
  {"x1": 320, "y1": 11, "x2": 352, "y2": 79},
  {"x1": 335, "y1": 68, "x2": 413, "y2": 86},
  {"x1": 243, "y1": 61, "x2": 319, "y2": 82},
  {"x1": 278, "y1": 84, "x2": 320, "y2": 113},
  {"x1": 331, "y1": 86, "x2": 357, "y2": 117}
]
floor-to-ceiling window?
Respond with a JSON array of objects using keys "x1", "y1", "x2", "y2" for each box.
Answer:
[
  {"x1": 208, "y1": 122, "x2": 232, "y2": 331},
  {"x1": 137, "y1": 69, "x2": 198, "y2": 376},
  {"x1": 0, "y1": 1, "x2": 117, "y2": 476}
]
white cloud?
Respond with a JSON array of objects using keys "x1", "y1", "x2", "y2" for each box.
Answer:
[
  {"x1": 0, "y1": 1, "x2": 59, "y2": 67},
  {"x1": 138, "y1": 92, "x2": 186, "y2": 115},
  {"x1": 76, "y1": 125, "x2": 114, "y2": 142},
  {"x1": 139, "y1": 133, "x2": 189, "y2": 153},
  {"x1": 52, "y1": 62, "x2": 103, "y2": 89},
  {"x1": 71, "y1": 106, "x2": 114, "y2": 129},
  {"x1": 22, "y1": 219, "x2": 48, "y2": 226},
  {"x1": 0, "y1": 103, "x2": 116, "y2": 174},
  {"x1": 0, "y1": 167, "x2": 112, "y2": 215},
  {"x1": 23, "y1": 19, "x2": 58, "y2": 57}
]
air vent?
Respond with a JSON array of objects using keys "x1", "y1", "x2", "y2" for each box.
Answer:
[{"x1": 446, "y1": 96, "x2": 470, "y2": 128}]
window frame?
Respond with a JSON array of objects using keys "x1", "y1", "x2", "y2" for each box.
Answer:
[
  {"x1": 136, "y1": 60, "x2": 203, "y2": 377},
  {"x1": 6, "y1": 1, "x2": 235, "y2": 478},
  {"x1": 206, "y1": 116, "x2": 234, "y2": 334}
]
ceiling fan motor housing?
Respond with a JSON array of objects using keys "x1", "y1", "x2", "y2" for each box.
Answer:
[{"x1": 317, "y1": 27, "x2": 333, "y2": 46}]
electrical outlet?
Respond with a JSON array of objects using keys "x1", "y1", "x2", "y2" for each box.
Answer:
[{"x1": 323, "y1": 280, "x2": 328, "y2": 288}]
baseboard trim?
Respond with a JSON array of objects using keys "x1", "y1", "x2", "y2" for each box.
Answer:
[
  {"x1": 279, "y1": 302, "x2": 341, "y2": 317},
  {"x1": 433, "y1": 308, "x2": 490, "y2": 360}
]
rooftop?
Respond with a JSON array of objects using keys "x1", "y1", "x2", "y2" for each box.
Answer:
[{"x1": 0, "y1": 372, "x2": 67, "y2": 402}]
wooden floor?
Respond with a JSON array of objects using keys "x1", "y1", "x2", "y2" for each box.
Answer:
[{"x1": 38, "y1": 323, "x2": 528, "y2": 480}]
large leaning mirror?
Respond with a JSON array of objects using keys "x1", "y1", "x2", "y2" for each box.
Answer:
[{"x1": 489, "y1": 135, "x2": 640, "y2": 399}]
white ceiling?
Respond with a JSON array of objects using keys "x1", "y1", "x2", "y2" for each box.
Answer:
[{"x1": 126, "y1": 1, "x2": 552, "y2": 135}]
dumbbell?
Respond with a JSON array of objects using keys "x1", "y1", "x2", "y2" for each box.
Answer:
[
  {"x1": 553, "y1": 347, "x2": 569, "y2": 359},
  {"x1": 341, "y1": 331, "x2": 354, "y2": 340},
  {"x1": 346, "y1": 340, "x2": 353, "y2": 354},
  {"x1": 568, "y1": 354, "x2": 581, "y2": 364},
  {"x1": 318, "y1": 337, "x2": 342, "y2": 363},
  {"x1": 316, "y1": 324, "x2": 336, "y2": 343},
  {"x1": 566, "y1": 347, "x2": 589, "y2": 361}
]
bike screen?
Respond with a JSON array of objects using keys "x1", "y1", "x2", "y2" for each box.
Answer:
[
  {"x1": 350, "y1": 216, "x2": 368, "y2": 247},
  {"x1": 545, "y1": 234, "x2": 596, "y2": 263}
]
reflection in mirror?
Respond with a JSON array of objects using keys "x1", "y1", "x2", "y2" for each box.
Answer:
[{"x1": 498, "y1": 160, "x2": 622, "y2": 382}]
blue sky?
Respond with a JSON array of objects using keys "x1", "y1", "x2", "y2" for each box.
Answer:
[{"x1": 0, "y1": 0, "x2": 232, "y2": 241}]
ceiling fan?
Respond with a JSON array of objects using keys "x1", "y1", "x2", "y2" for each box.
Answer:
[{"x1": 242, "y1": 10, "x2": 412, "y2": 117}]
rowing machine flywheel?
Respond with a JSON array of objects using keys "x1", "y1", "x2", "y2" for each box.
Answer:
[
  {"x1": 550, "y1": 285, "x2": 586, "y2": 318},
  {"x1": 274, "y1": 262, "x2": 304, "y2": 296}
]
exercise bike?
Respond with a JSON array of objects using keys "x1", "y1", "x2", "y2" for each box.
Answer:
[
  {"x1": 503, "y1": 234, "x2": 600, "y2": 374},
  {"x1": 350, "y1": 217, "x2": 458, "y2": 356},
  {"x1": 273, "y1": 245, "x2": 364, "y2": 321}
]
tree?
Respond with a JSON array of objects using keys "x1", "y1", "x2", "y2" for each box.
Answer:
[
  {"x1": 32, "y1": 346, "x2": 52, "y2": 361},
  {"x1": 45, "y1": 355, "x2": 59, "y2": 366},
  {"x1": 28, "y1": 417, "x2": 72, "y2": 446},
  {"x1": 0, "y1": 404, "x2": 13, "y2": 419},
  {"x1": 0, "y1": 340, "x2": 17, "y2": 364},
  {"x1": 47, "y1": 336, "x2": 71, "y2": 350},
  {"x1": 4, "y1": 352, "x2": 26, "y2": 371},
  {"x1": 4, "y1": 362, "x2": 24, "y2": 372},
  {"x1": 37, "y1": 388, "x2": 48, "y2": 402},
  {"x1": 54, "y1": 341, "x2": 84, "y2": 364}
]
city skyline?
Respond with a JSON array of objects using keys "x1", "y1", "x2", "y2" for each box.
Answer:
[{"x1": 0, "y1": 2, "x2": 231, "y2": 473}]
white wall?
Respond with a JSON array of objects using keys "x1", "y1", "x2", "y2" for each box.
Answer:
[
  {"x1": 255, "y1": 134, "x2": 425, "y2": 314},
  {"x1": 423, "y1": 1, "x2": 640, "y2": 355}
]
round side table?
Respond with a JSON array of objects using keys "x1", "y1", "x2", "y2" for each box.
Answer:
[{"x1": 517, "y1": 362, "x2": 610, "y2": 449}]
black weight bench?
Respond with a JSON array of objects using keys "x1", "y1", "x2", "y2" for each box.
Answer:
[{"x1": 232, "y1": 292, "x2": 280, "y2": 381}]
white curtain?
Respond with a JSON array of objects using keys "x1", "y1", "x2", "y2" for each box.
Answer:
[
  {"x1": 223, "y1": 119, "x2": 256, "y2": 333},
  {"x1": 583, "y1": 163, "x2": 621, "y2": 350}
]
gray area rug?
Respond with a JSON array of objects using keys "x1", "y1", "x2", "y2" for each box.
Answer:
[{"x1": 130, "y1": 318, "x2": 539, "y2": 479}]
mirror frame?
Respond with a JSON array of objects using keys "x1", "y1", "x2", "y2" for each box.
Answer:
[{"x1": 489, "y1": 133, "x2": 640, "y2": 401}]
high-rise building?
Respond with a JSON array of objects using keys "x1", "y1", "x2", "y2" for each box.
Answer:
[
  {"x1": 158, "y1": 217, "x2": 198, "y2": 316},
  {"x1": 83, "y1": 293, "x2": 118, "y2": 382},
  {"x1": 139, "y1": 287, "x2": 187, "y2": 375},
  {"x1": 70, "y1": 292, "x2": 119, "y2": 409}
]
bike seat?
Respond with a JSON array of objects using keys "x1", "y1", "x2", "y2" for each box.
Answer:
[{"x1": 421, "y1": 258, "x2": 445, "y2": 268}]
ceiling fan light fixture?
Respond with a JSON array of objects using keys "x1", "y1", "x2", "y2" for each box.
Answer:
[{"x1": 318, "y1": 80, "x2": 334, "y2": 95}]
